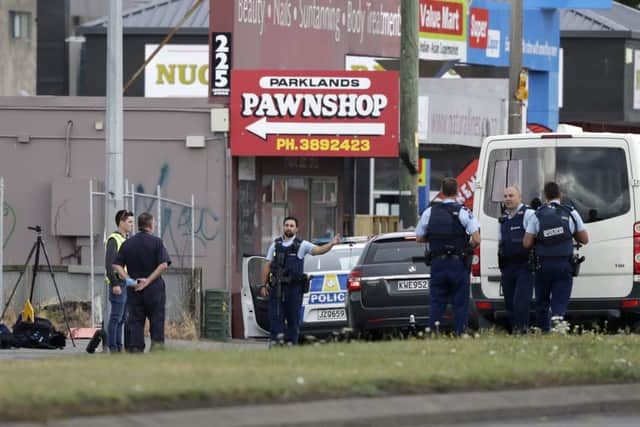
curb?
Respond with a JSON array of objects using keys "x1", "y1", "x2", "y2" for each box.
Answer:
[{"x1": 3, "y1": 383, "x2": 640, "y2": 427}]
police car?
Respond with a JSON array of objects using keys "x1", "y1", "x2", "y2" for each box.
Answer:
[{"x1": 241, "y1": 238, "x2": 366, "y2": 339}]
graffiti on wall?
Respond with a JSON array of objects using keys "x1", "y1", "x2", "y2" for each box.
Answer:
[
  {"x1": 2, "y1": 201, "x2": 16, "y2": 249},
  {"x1": 134, "y1": 163, "x2": 221, "y2": 264}
]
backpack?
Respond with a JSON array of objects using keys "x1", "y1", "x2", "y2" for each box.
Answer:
[
  {"x1": 0, "y1": 322, "x2": 17, "y2": 349},
  {"x1": 12, "y1": 315, "x2": 66, "y2": 349}
]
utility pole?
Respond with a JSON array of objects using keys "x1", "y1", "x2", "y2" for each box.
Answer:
[
  {"x1": 399, "y1": 0, "x2": 419, "y2": 228},
  {"x1": 508, "y1": 0, "x2": 524, "y2": 133},
  {"x1": 104, "y1": 0, "x2": 124, "y2": 339}
]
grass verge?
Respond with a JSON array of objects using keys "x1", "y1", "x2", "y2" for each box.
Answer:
[{"x1": 1, "y1": 333, "x2": 639, "y2": 421}]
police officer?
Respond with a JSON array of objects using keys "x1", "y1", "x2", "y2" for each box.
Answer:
[
  {"x1": 523, "y1": 182, "x2": 589, "y2": 332},
  {"x1": 498, "y1": 187, "x2": 535, "y2": 333},
  {"x1": 416, "y1": 178, "x2": 480, "y2": 335},
  {"x1": 113, "y1": 212, "x2": 171, "y2": 352},
  {"x1": 104, "y1": 209, "x2": 134, "y2": 352},
  {"x1": 260, "y1": 216, "x2": 340, "y2": 345}
]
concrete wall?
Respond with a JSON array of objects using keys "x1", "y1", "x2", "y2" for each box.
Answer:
[
  {"x1": 0, "y1": 0, "x2": 37, "y2": 96},
  {"x1": 0, "y1": 96, "x2": 229, "y2": 322}
]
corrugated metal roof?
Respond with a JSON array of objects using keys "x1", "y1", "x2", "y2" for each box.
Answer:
[
  {"x1": 80, "y1": 0, "x2": 640, "y2": 39},
  {"x1": 79, "y1": 0, "x2": 209, "y2": 33},
  {"x1": 70, "y1": 0, "x2": 155, "y2": 19},
  {"x1": 561, "y1": 1, "x2": 640, "y2": 37}
]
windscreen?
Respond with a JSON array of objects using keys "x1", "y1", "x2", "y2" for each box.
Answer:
[
  {"x1": 304, "y1": 246, "x2": 363, "y2": 273},
  {"x1": 484, "y1": 146, "x2": 630, "y2": 223},
  {"x1": 364, "y1": 239, "x2": 427, "y2": 264}
]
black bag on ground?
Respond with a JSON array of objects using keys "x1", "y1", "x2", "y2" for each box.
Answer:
[
  {"x1": 12, "y1": 315, "x2": 66, "y2": 349},
  {"x1": 0, "y1": 322, "x2": 18, "y2": 349}
]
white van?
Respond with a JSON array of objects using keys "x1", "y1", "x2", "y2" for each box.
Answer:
[{"x1": 472, "y1": 132, "x2": 640, "y2": 331}]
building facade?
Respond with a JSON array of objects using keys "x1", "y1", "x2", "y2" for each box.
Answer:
[
  {"x1": 0, "y1": 0, "x2": 37, "y2": 96},
  {"x1": 560, "y1": 2, "x2": 640, "y2": 131},
  {"x1": 0, "y1": 97, "x2": 229, "y2": 325}
]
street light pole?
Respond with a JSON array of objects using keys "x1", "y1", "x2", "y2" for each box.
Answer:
[
  {"x1": 508, "y1": 0, "x2": 524, "y2": 133},
  {"x1": 104, "y1": 0, "x2": 124, "y2": 342},
  {"x1": 399, "y1": 0, "x2": 419, "y2": 228}
]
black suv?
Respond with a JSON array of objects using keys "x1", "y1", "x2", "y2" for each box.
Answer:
[{"x1": 346, "y1": 232, "x2": 433, "y2": 338}]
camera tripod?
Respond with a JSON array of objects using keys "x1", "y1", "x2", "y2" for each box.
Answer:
[{"x1": 1, "y1": 226, "x2": 76, "y2": 347}]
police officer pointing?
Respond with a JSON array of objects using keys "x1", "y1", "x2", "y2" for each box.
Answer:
[
  {"x1": 416, "y1": 178, "x2": 480, "y2": 335},
  {"x1": 260, "y1": 216, "x2": 340, "y2": 345},
  {"x1": 498, "y1": 187, "x2": 535, "y2": 333},
  {"x1": 523, "y1": 182, "x2": 589, "y2": 332}
]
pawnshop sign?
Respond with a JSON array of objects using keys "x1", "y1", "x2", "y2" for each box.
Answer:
[{"x1": 230, "y1": 70, "x2": 399, "y2": 157}]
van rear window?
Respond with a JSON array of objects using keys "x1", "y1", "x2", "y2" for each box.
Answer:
[{"x1": 484, "y1": 147, "x2": 630, "y2": 223}]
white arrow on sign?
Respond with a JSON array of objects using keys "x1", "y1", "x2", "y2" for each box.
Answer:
[{"x1": 245, "y1": 117, "x2": 386, "y2": 140}]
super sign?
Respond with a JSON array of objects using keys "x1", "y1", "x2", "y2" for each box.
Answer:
[{"x1": 230, "y1": 70, "x2": 399, "y2": 157}]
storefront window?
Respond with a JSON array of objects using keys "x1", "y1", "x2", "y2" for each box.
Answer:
[
  {"x1": 310, "y1": 180, "x2": 337, "y2": 241},
  {"x1": 374, "y1": 158, "x2": 399, "y2": 191},
  {"x1": 261, "y1": 176, "x2": 336, "y2": 252}
]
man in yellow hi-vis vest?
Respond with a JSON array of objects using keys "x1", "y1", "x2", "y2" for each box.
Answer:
[{"x1": 105, "y1": 209, "x2": 134, "y2": 352}]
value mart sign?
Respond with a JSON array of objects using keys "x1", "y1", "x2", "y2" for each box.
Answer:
[
  {"x1": 230, "y1": 70, "x2": 399, "y2": 157},
  {"x1": 419, "y1": 0, "x2": 468, "y2": 61}
]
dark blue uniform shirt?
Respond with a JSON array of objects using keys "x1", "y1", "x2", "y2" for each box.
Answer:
[{"x1": 113, "y1": 231, "x2": 171, "y2": 285}]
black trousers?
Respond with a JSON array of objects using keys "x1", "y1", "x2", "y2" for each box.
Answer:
[{"x1": 126, "y1": 281, "x2": 166, "y2": 351}]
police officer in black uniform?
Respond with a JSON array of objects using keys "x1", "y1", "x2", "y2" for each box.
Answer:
[
  {"x1": 113, "y1": 212, "x2": 171, "y2": 352},
  {"x1": 523, "y1": 182, "x2": 589, "y2": 332},
  {"x1": 498, "y1": 186, "x2": 535, "y2": 333},
  {"x1": 260, "y1": 216, "x2": 340, "y2": 345},
  {"x1": 416, "y1": 178, "x2": 480, "y2": 335}
]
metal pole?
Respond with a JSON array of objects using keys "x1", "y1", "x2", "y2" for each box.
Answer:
[
  {"x1": 105, "y1": 0, "x2": 124, "y2": 338},
  {"x1": 225, "y1": 147, "x2": 231, "y2": 294},
  {"x1": 89, "y1": 180, "x2": 95, "y2": 327},
  {"x1": 352, "y1": 160, "x2": 357, "y2": 235},
  {"x1": 508, "y1": 0, "x2": 523, "y2": 133},
  {"x1": 0, "y1": 176, "x2": 4, "y2": 313},
  {"x1": 156, "y1": 185, "x2": 162, "y2": 237},
  {"x1": 399, "y1": 0, "x2": 419, "y2": 228},
  {"x1": 369, "y1": 158, "x2": 375, "y2": 216},
  {"x1": 191, "y1": 194, "x2": 195, "y2": 281},
  {"x1": 225, "y1": 144, "x2": 232, "y2": 338},
  {"x1": 131, "y1": 184, "x2": 137, "y2": 234},
  {"x1": 124, "y1": 178, "x2": 129, "y2": 210}
]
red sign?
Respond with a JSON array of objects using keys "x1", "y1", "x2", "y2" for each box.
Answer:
[
  {"x1": 469, "y1": 8, "x2": 489, "y2": 49},
  {"x1": 230, "y1": 70, "x2": 399, "y2": 157},
  {"x1": 437, "y1": 159, "x2": 478, "y2": 209},
  {"x1": 419, "y1": 0, "x2": 464, "y2": 37},
  {"x1": 228, "y1": 1, "x2": 401, "y2": 71}
]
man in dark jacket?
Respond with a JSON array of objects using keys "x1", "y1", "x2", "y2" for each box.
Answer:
[{"x1": 113, "y1": 212, "x2": 171, "y2": 352}]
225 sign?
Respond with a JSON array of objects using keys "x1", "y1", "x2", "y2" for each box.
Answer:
[{"x1": 211, "y1": 32, "x2": 231, "y2": 96}]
